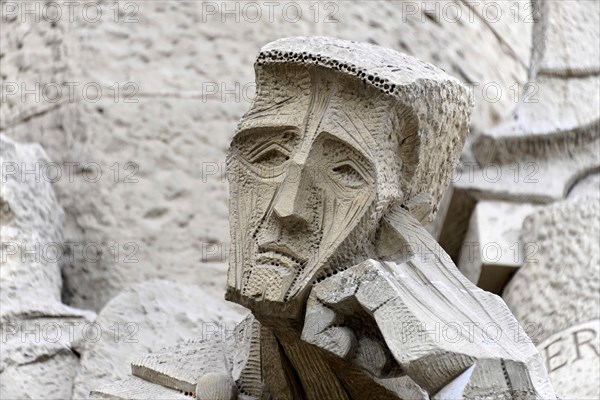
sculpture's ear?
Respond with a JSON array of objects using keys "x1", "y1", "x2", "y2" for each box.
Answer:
[{"x1": 374, "y1": 193, "x2": 433, "y2": 263}]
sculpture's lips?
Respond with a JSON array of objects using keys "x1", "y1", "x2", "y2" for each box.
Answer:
[{"x1": 256, "y1": 243, "x2": 306, "y2": 271}]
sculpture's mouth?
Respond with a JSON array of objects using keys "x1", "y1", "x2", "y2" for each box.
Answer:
[{"x1": 256, "y1": 243, "x2": 307, "y2": 272}]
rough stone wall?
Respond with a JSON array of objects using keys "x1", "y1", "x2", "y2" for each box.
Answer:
[
  {"x1": 2, "y1": 1, "x2": 598, "y2": 399},
  {"x1": 432, "y1": 1, "x2": 600, "y2": 397},
  {"x1": 503, "y1": 200, "x2": 600, "y2": 399},
  {"x1": 0, "y1": 135, "x2": 96, "y2": 399},
  {"x1": 1, "y1": 0, "x2": 534, "y2": 311}
]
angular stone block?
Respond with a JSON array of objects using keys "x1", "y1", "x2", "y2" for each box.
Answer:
[
  {"x1": 457, "y1": 200, "x2": 539, "y2": 293},
  {"x1": 91, "y1": 377, "x2": 189, "y2": 400}
]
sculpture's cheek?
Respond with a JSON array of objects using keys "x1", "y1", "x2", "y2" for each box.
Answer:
[{"x1": 285, "y1": 185, "x2": 378, "y2": 298}]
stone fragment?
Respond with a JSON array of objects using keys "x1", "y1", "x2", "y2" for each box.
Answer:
[
  {"x1": 72, "y1": 280, "x2": 246, "y2": 399},
  {"x1": 457, "y1": 201, "x2": 540, "y2": 293},
  {"x1": 93, "y1": 314, "x2": 264, "y2": 399},
  {"x1": 0, "y1": 135, "x2": 95, "y2": 321},
  {"x1": 1, "y1": 351, "x2": 81, "y2": 400},
  {"x1": 1, "y1": 135, "x2": 64, "y2": 316},
  {"x1": 131, "y1": 338, "x2": 231, "y2": 396},
  {"x1": 472, "y1": 75, "x2": 599, "y2": 166},
  {"x1": 91, "y1": 377, "x2": 189, "y2": 400}
]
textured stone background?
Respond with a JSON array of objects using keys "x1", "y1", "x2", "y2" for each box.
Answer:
[
  {"x1": 2, "y1": 1, "x2": 599, "y2": 399},
  {"x1": 1, "y1": 0, "x2": 534, "y2": 311}
]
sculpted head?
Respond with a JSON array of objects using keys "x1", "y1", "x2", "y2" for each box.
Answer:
[{"x1": 225, "y1": 37, "x2": 472, "y2": 320}]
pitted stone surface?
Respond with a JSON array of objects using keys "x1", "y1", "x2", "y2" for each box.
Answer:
[
  {"x1": 0, "y1": 136, "x2": 95, "y2": 400},
  {"x1": 0, "y1": 135, "x2": 94, "y2": 319},
  {"x1": 503, "y1": 200, "x2": 600, "y2": 344},
  {"x1": 499, "y1": 200, "x2": 594, "y2": 399},
  {"x1": 72, "y1": 279, "x2": 246, "y2": 399},
  {"x1": 1, "y1": 351, "x2": 81, "y2": 400},
  {"x1": 1, "y1": 1, "x2": 533, "y2": 311},
  {"x1": 259, "y1": 36, "x2": 463, "y2": 90}
]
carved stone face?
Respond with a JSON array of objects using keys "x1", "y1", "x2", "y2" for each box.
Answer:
[{"x1": 226, "y1": 66, "x2": 402, "y2": 318}]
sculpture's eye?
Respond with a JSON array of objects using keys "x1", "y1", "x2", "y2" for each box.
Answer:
[
  {"x1": 251, "y1": 144, "x2": 290, "y2": 168},
  {"x1": 232, "y1": 128, "x2": 298, "y2": 179},
  {"x1": 331, "y1": 162, "x2": 367, "y2": 188}
]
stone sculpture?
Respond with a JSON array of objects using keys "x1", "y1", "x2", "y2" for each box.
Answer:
[{"x1": 93, "y1": 37, "x2": 556, "y2": 399}]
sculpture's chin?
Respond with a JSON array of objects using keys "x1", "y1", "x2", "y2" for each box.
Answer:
[
  {"x1": 242, "y1": 264, "x2": 295, "y2": 302},
  {"x1": 224, "y1": 251, "x2": 339, "y2": 323}
]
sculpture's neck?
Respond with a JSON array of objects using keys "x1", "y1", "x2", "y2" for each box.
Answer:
[{"x1": 260, "y1": 325, "x2": 349, "y2": 399}]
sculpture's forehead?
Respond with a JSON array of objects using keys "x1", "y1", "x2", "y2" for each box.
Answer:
[{"x1": 236, "y1": 88, "x2": 390, "y2": 160}]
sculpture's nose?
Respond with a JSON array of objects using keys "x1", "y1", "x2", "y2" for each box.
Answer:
[{"x1": 272, "y1": 162, "x2": 310, "y2": 229}]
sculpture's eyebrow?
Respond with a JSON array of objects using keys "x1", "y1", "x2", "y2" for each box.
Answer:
[
  {"x1": 331, "y1": 151, "x2": 374, "y2": 184},
  {"x1": 234, "y1": 123, "x2": 299, "y2": 137},
  {"x1": 326, "y1": 118, "x2": 373, "y2": 160},
  {"x1": 234, "y1": 125, "x2": 299, "y2": 140}
]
